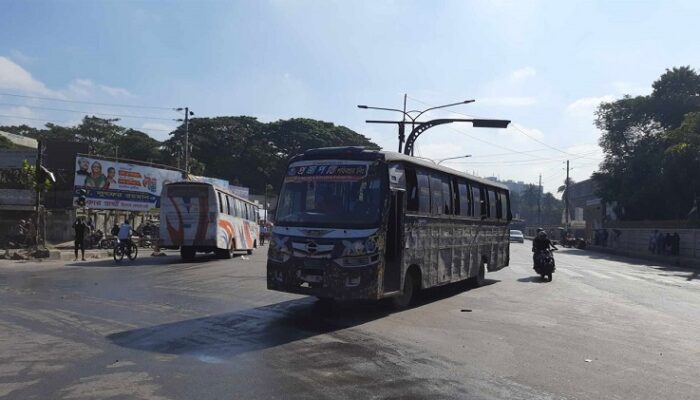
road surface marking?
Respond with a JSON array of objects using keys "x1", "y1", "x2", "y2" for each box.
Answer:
[
  {"x1": 603, "y1": 270, "x2": 643, "y2": 281},
  {"x1": 582, "y1": 270, "x2": 611, "y2": 279},
  {"x1": 557, "y1": 268, "x2": 584, "y2": 278}
]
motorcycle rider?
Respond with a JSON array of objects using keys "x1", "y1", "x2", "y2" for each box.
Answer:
[{"x1": 532, "y1": 228, "x2": 558, "y2": 269}]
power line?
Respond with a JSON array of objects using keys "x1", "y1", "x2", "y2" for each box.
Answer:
[
  {"x1": 408, "y1": 95, "x2": 601, "y2": 161},
  {"x1": 0, "y1": 102, "x2": 176, "y2": 121},
  {"x1": 0, "y1": 91, "x2": 175, "y2": 110},
  {"x1": 0, "y1": 113, "x2": 173, "y2": 132}
]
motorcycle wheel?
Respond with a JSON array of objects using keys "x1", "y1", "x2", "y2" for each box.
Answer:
[{"x1": 540, "y1": 274, "x2": 546, "y2": 281}]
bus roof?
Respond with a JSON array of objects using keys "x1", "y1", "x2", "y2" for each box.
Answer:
[
  {"x1": 164, "y1": 181, "x2": 259, "y2": 206},
  {"x1": 294, "y1": 147, "x2": 509, "y2": 191}
]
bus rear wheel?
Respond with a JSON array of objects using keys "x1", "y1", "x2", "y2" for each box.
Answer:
[
  {"x1": 469, "y1": 263, "x2": 486, "y2": 288},
  {"x1": 181, "y1": 246, "x2": 196, "y2": 261}
]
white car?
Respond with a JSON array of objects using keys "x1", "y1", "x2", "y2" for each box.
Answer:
[{"x1": 509, "y1": 230, "x2": 524, "y2": 243}]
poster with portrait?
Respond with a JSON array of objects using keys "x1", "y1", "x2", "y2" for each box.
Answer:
[{"x1": 73, "y1": 155, "x2": 183, "y2": 211}]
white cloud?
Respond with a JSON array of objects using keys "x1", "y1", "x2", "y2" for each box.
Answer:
[
  {"x1": 510, "y1": 66, "x2": 536, "y2": 81},
  {"x1": 99, "y1": 84, "x2": 133, "y2": 97},
  {"x1": 566, "y1": 95, "x2": 615, "y2": 116},
  {"x1": 0, "y1": 56, "x2": 60, "y2": 97},
  {"x1": 67, "y1": 78, "x2": 95, "y2": 97},
  {"x1": 9, "y1": 50, "x2": 34, "y2": 65},
  {"x1": 508, "y1": 122, "x2": 545, "y2": 141},
  {"x1": 480, "y1": 96, "x2": 537, "y2": 107}
]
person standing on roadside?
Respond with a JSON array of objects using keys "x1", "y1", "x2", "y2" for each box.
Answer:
[
  {"x1": 672, "y1": 232, "x2": 681, "y2": 256},
  {"x1": 260, "y1": 224, "x2": 269, "y2": 245},
  {"x1": 73, "y1": 217, "x2": 87, "y2": 261}
]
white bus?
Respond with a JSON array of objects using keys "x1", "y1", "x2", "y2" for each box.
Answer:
[{"x1": 159, "y1": 182, "x2": 260, "y2": 261}]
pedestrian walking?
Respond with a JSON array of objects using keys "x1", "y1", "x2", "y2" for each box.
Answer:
[
  {"x1": 648, "y1": 230, "x2": 657, "y2": 253},
  {"x1": 260, "y1": 224, "x2": 269, "y2": 245},
  {"x1": 73, "y1": 217, "x2": 87, "y2": 261},
  {"x1": 672, "y1": 232, "x2": 680, "y2": 256},
  {"x1": 663, "y1": 233, "x2": 672, "y2": 255}
]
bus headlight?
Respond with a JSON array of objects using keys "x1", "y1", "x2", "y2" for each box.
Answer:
[{"x1": 364, "y1": 238, "x2": 377, "y2": 253}]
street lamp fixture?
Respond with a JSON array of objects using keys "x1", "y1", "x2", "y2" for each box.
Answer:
[
  {"x1": 437, "y1": 154, "x2": 472, "y2": 165},
  {"x1": 358, "y1": 96, "x2": 509, "y2": 156}
]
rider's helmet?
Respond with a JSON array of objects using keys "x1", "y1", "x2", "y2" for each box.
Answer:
[
  {"x1": 537, "y1": 230, "x2": 548, "y2": 239},
  {"x1": 536, "y1": 227, "x2": 543, "y2": 233}
]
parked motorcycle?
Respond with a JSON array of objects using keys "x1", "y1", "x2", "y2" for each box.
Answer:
[
  {"x1": 99, "y1": 236, "x2": 118, "y2": 249},
  {"x1": 534, "y1": 249, "x2": 556, "y2": 282},
  {"x1": 88, "y1": 229, "x2": 104, "y2": 249}
]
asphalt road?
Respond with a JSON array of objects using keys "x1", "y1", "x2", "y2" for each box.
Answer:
[{"x1": 1, "y1": 243, "x2": 698, "y2": 399}]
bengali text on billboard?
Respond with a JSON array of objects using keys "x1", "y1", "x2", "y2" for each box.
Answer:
[{"x1": 73, "y1": 156, "x2": 182, "y2": 211}]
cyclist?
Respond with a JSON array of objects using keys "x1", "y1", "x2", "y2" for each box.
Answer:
[{"x1": 117, "y1": 219, "x2": 133, "y2": 254}]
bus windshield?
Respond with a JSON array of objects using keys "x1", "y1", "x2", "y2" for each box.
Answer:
[{"x1": 276, "y1": 161, "x2": 384, "y2": 228}]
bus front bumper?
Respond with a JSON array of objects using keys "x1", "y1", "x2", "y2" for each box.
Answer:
[{"x1": 266, "y1": 259, "x2": 379, "y2": 300}]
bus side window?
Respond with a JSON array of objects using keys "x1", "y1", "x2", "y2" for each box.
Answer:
[
  {"x1": 471, "y1": 184, "x2": 482, "y2": 217},
  {"x1": 499, "y1": 191, "x2": 510, "y2": 221},
  {"x1": 487, "y1": 189, "x2": 497, "y2": 219},
  {"x1": 416, "y1": 169, "x2": 431, "y2": 214},
  {"x1": 406, "y1": 167, "x2": 419, "y2": 212},
  {"x1": 458, "y1": 181, "x2": 469, "y2": 217},
  {"x1": 495, "y1": 191, "x2": 503, "y2": 219},
  {"x1": 452, "y1": 178, "x2": 460, "y2": 215},
  {"x1": 217, "y1": 192, "x2": 225, "y2": 213},
  {"x1": 226, "y1": 195, "x2": 232, "y2": 215},
  {"x1": 441, "y1": 176, "x2": 451, "y2": 215},
  {"x1": 430, "y1": 173, "x2": 444, "y2": 215}
]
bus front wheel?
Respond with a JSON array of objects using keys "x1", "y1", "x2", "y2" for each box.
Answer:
[{"x1": 392, "y1": 271, "x2": 417, "y2": 309}]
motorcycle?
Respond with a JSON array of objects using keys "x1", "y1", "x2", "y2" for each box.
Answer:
[
  {"x1": 88, "y1": 229, "x2": 104, "y2": 249},
  {"x1": 534, "y1": 248, "x2": 556, "y2": 282}
]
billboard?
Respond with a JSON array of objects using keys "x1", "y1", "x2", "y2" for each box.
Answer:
[{"x1": 73, "y1": 156, "x2": 182, "y2": 211}]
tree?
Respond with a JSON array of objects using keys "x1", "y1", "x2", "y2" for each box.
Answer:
[
  {"x1": 594, "y1": 66, "x2": 700, "y2": 220},
  {"x1": 0, "y1": 135, "x2": 14, "y2": 149}
]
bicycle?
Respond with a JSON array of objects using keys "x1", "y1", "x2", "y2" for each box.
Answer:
[{"x1": 113, "y1": 238, "x2": 138, "y2": 262}]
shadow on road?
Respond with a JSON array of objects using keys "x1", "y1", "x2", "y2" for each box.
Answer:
[
  {"x1": 64, "y1": 251, "x2": 244, "y2": 268},
  {"x1": 107, "y1": 278, "x2": 497, "y2": 359},
  {"x1": 517, "y1": 276, "x2": 545, "y2": 283}
]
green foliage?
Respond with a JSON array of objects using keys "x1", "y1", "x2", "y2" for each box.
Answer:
[
  {"x1": 1, "y1": 115, "x2": 380, "y2": 196},
  {"x1": 0, "y1": 135, "x2": 14, "y2": 149},
  {"x1": 594, "y1": 66, "x2": 700, "y2": 220},
  {"x1": 162, "y1": 116, "x2": 378, "y2": 194},
  {"x1": 19, "y1": 160, "x2": 53, "y2": 192}
]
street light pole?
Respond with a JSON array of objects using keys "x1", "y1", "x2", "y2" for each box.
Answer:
[
  {"x1": 437, "y1": 154, "x2": 472, "y2": 165},
  {"x1": 358, "y1": 98, "x2": 509, "y2": 156}
]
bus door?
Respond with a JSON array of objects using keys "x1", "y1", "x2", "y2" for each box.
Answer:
[{"x1": 383, "y1": 189, "x2": 403, "y2": 293}]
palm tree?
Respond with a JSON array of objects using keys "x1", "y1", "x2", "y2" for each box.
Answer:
[{"x1": 558, "y1": 177, "x2": 575, "y2": 224}]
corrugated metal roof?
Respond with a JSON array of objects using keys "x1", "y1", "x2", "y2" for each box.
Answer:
[{"x1": 0, "y1": 130, "x2": 37, "y2": 149}]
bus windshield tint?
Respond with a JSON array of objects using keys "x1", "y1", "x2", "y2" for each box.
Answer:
[{"x1": 276, "y1": 164, "x2": 383, "y2": 227}]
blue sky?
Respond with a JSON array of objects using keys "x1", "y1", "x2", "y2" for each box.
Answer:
[{"x1": 1, "y1": 0, "x2": 698, "y2": 193}]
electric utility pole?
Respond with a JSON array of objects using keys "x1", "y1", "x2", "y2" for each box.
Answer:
[
  {"x1": 175, "y1": 107, "x2": 194, "y2": 175},
  {"x1": 538, "y1": 173, "x2": 542, "y2": 226},
  {"x1": 565, "y1": 160, "x2": 570, "y2": 228}
]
